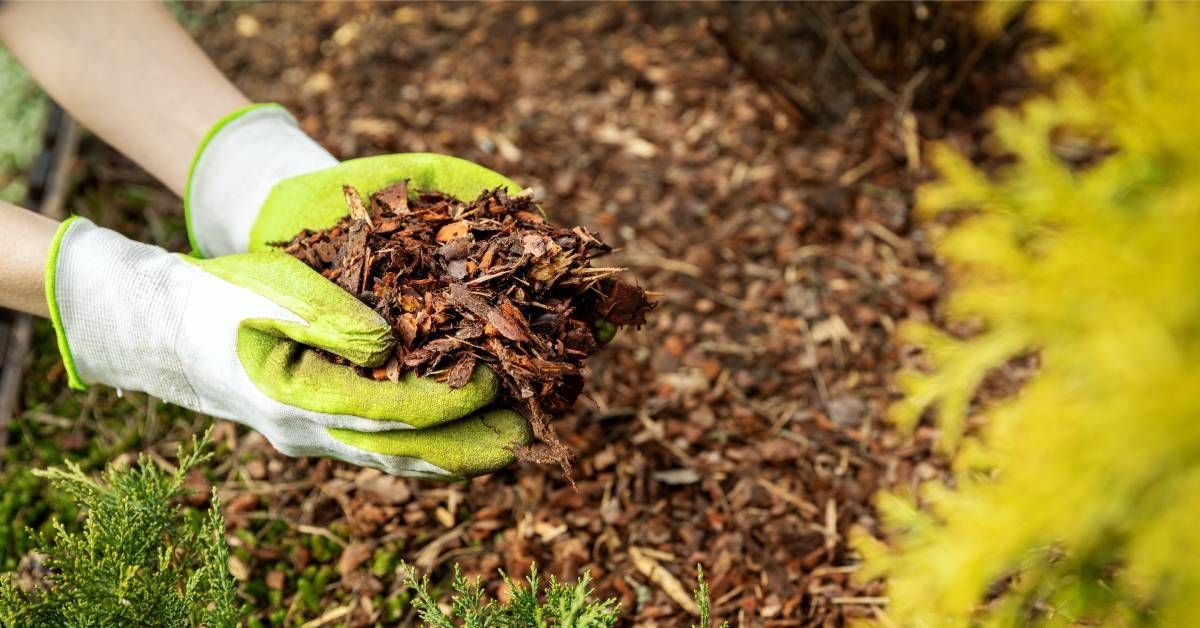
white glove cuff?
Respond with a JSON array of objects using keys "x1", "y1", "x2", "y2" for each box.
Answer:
[
  {"x1": 185, "y1": 104, "x2": 337, "y2": 258},
  {"x1": 47, "y1": 217, "x2": 200, "y2": 406}
]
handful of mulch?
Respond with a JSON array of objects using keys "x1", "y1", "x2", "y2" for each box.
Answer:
[{"x1": 277, "y1": 182, "x2": 654, "y2": 481}]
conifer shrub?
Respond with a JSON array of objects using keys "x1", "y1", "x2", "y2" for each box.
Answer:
[
  {"x1": 856, "y1": 3, "x2": 1200, "y2": 625},
  {"x1": 0, "y1": 431, "x2": 239, "y2": 627}
]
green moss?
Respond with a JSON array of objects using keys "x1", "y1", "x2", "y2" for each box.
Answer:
[
  {"x1": 309, "y1": 535, "x2": 336, "y2": 563},
  {"x1": 0, "y1": 46, "x2": 47, "y2": 203},
  {"x1": 371, "y1": 543, "x2": 401, "y2": 578}
]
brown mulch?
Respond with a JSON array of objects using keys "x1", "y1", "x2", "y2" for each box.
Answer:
[
  {"x1": 279, "y1": 183, "x2": 654, "y2": 478},
  {"x1": 79, "y1": 3, "x2": 1039, "y2": 625}
]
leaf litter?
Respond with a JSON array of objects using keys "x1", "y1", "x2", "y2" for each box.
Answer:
[{"x1": 278, "y1": 182, "x2": 655, "y2": 483}]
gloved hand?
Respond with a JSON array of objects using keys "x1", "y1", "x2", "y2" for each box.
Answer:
[
  {"x1": 44, "y1": 217, "x2": 531, "y2": 480},
  {"x1": 183, "y1": 103, "x2": 523, "y2": 256}
]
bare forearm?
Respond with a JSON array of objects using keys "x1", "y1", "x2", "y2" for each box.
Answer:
[
  {"x1": 0, "y1": 2, "x2": 249, "y2": 196},
  {"x1": 0, "y1": 202, "x2": 58, "y2": 317}
]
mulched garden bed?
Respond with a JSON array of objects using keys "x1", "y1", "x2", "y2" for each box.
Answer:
[{"x1": 49, "y1": 3, "x2": 1039, "y2": 625}]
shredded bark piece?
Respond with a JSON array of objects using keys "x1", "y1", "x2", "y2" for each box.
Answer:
[
  {"x1": 343, "y1": 185, "x2": 372, "y2": 224},
  {"x1": 278, "y1": 182, "x2": 655, "y2": 482}
]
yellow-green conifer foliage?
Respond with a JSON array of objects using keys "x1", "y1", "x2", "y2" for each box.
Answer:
[{"x1": 855, "y1": 3, "x2": 1200, "y2": 625}]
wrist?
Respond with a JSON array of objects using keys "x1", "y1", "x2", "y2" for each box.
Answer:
[
  {"x1": 0, "y1": 201, "x2": 59, "y2": 317},
  {"x1": 185, "y1": 104, "x2": 336, "y2": 258}
]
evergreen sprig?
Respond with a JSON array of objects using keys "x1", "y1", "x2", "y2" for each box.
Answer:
[{"x1": 692, "y1": 565, "x2": 728, "y2": 628}]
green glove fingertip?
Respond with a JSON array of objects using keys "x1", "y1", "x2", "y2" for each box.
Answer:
[
  {"x1": 328, "y1": 408, "x2": 532, "y2": 479},
  {"x1": 238, "y1": 333, "x2": 500, "y2": 426},
  {"x1": 595, "y1": 319, "x2": 618, "y2": 345}
]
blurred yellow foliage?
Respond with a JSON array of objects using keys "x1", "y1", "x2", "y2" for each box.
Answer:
[{"x1": 856, "y1": 3, "x2": 1200, "y2": 625}]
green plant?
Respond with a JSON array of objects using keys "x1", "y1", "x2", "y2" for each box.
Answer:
[
  {"x1": 0, "y1": 467, "x2": 77, "y2": 573},
  {"x1": 856, "y1": 2, "x2": 1200, "y2": 625},
  {"x1": 0, "y1": 430, "x2": 239, "y2": 627},
  {"x1": 403, "y1": 562, "x2": 620, "y2": 627},
  {"x1": 402, "y1": 561, "x2": 730, "y2": 626},
  {"x1": 693, "y1": 565, "x2": 728, "y2": 628}
]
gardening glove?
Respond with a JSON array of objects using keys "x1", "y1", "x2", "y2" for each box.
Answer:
[
  {"x1": 44, "y1": 217, "x2": 531, "y2": 480},
  {"x1": 183, "y1": 103, "x2": 522, "y2": 257}
]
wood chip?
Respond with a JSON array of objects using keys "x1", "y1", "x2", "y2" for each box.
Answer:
[
  {"x1": 337, "y1": 540, "x2": 375, "y2": 577},
  {"x1": 343, "y1": 184, "x2": 371, "y2": 225},
  {"x1": 629, "y1": 547, "x2": 700, "y2": 616}
]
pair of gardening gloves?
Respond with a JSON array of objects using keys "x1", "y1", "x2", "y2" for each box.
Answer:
[{"x1": 46, "y1": 104, "x2": 531, "y2": 480}]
